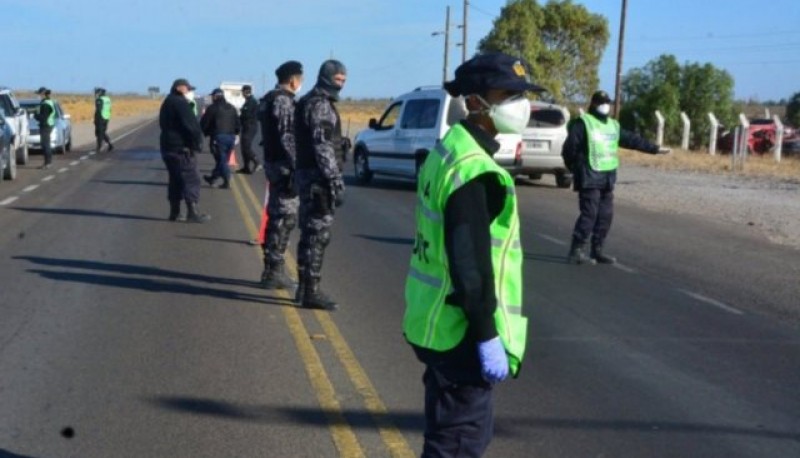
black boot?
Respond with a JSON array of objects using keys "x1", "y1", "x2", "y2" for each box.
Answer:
[
  {"x1": 294, "y1": 272, "x2": 306, "y2": 304},
  {"x1": 203, "y1": 175, "x2": 216, "y2": 187},
  {"x1": 261, "y1": 260, "x2": 294, "y2": 290},
  {"x1": 96, "y1": 140, "x2": 102, "y2": 153},
  {"x1": 218, "y1": 179, "x2": 230, "y2": 189},
  {"x1": 302, "y1": 277, "x2": 338, "y2": 311},
  {"x1": 186, "y1": 202, "x2": 211, "y2": 223},
  {"x1": 168, "y1": 201, "x2": 186, "y2": 222},
  {"x1": 107, "y1": 143, "x2": 114, "y2": 152},
  {"x1": 567, "y1": 238, "x2": 593, "y2": 265},
  {"x1": 591, "y1": 244, "x2": 617, "y2": 265}
]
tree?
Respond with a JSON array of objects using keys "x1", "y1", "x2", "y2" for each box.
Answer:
[
  {"x1": 477, "y1": 0, "x2": 608, "y2": 104},
  {"x1": 787, "y1": 92, "x2": 800, "y2": 127},
  {"x1": 619, "y1": 54, "x2": 735, "y2": 147}
]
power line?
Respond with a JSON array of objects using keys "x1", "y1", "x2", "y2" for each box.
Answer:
[
  {"x1": 632, "y1": 29, "x2": 800, "y2": 43},
  {"x1": 468, "y1": 2, "x2": 495, "y2": 18}
]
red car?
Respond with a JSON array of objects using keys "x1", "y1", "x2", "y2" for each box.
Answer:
[{"x1": 718, "y1": 119, "x2": 797, "y2": 155}]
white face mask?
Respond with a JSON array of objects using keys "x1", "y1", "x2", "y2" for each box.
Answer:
[
  {"x1": 596, "y1": 103, "x2": 611, "y2": 116},
  {"x1": 184, "y1": 90, "x2": 195, "y2": 101},
  {"x1": 477, "y1": 94, "x2": 531, "y2": 134}
]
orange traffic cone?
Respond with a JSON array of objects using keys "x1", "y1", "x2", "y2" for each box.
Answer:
[
  {"x1": 252, "y1": 182, "x2": 270, "y2": 245},
  {"x1": 228, "y1": 147, "x2": 238, "y2": 167}
]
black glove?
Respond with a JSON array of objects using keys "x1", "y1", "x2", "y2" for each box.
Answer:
[{"x1": 331, "y1": 178, "x2": 345, "y2": 208}]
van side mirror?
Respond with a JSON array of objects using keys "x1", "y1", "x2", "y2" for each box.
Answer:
[
  {"x1": 368, "y1": 118, "x2": 377, "y2": 129},
  {"x1": 63, "y1": 114, "x2": 71, "y2": 120}
]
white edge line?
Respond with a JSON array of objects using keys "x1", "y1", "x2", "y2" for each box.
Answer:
[
  {"x1": 539, "y1": 234, "x2": 568, "y2": 246},
  {"x1": 613, "y1": 263, "x2": 637, "y2": 274},
  {"x1": 0, "y1": 196, "x2": 19, "y2": 206},
  {"x1": 111, "y1": 119, "x2": 155, "y2": 143},
  {"x1": 42, "y1": 175, "x2": 55, "y2": 182},
  {"x1": 80, "y1": 155, "x2": 89, "y2": 160},
  {"x1": 58, "y1": 167, "x2": 69, "y2": 173},
  {"x1": 22, "y1": 185, "x2": 39, "y2": 193},
  {"x1": 69, "y1": 161, "x2": 80, "y2": 166},
  {"x1": 88, "y1": 151, "x2": 96, "y2": 155},
  {"x1": 679, "y1": 289, "x2": 744, "y2": 315}
]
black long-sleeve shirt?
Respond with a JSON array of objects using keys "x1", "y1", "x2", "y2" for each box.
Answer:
[
  {"x1": 562, "y1": 110, "x2": 659, "y2": 190},
  {"x1": 159, "y1": 91, "x2": 203, "y2": 152}
]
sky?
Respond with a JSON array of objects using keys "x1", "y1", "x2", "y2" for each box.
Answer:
[{"x1": 2, "y1": 0, "x2": 798, "y2": 102}]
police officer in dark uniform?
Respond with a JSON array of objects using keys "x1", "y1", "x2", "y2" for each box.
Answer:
[
  {"x1": 201, "y1": 88, "x2": 241, "y2": 189},
  {"x1": 94, "y1": 87, "x2": 114, "y2": 152},
  {"x1": 561, "y1": 90, "x2": 669, "y2": 264},
  {"x1": 258, "y1": 61, "x2": 304, "y2": 290},
  {"x1": 293, "y1": 60, "x2": 347, "y2": 311},
  {"x1": 236, "y1": 84, "x2": 262, "y2": 174},
  {"x1": 159, "y1": 78, "x2": 210, "y2": 223},
  {"x1": 35, "y1": 87, "x2": 55, "y2": 170}
]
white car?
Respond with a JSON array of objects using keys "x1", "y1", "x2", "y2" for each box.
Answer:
[
  {"x1": 0, "y1": 114, "x2": 15, "y2": 180},
  {"x1": 352, "y1": 87, "x2": 522, "y2": 184},
  {"x1": 20, "y1": 99, "x2": 72, "y2": 154},
  {"x1": 0, "y1": 88, "x2": 30, "y2": 165},
  {"x1": 219, "y1": 81, "x2": 253, "y2": 111},
  {"x1": 517, "y1": 101, "x2": 572, "y2": 188}
]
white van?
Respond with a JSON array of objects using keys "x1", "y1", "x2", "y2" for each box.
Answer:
[
  {"x1": 352, "y1": 87, "x2": 522, "y2": 184},
  {"x1": 219, "y1": 81, "x2": 253, "y2": 111}
]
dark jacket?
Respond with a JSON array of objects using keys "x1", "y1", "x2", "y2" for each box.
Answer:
[
  {"x1": 36, "y1": 98, "x2": 54, "y2": 130},
  {"x1": 239, "y1": 95, "x2": 259, "y2": 129},
  {"x1": 294, "y1": 86, "x2": 344, "y2": 181},
  {"x1": 200, "y1": 99, "x2": 241, "y2": 136},
  {"x1": 561, "y1": 111, "x2": 659, "y2": 191},
  {"x1": 159, "y1": 91, "x2": 203, "y2": 152},
  {"x1": 259, "y1": 88, "x2": 296, "y2": 167}
]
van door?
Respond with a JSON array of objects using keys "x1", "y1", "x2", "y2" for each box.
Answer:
[
  {"x1": 395, "y1": 98, "x2": 441, "y2": 177},
  {"x1": 368, "y1": 101, "x2": 403, "y2": 173}
]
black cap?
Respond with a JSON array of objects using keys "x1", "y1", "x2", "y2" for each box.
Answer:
[
  {"x1": 172, "y1": 78, "x2": 195, "y2": 90},
  {"x1": 590, "y1": 90, "x2": 612, "y2": 106},
  {"x1": 444, "y1": 53, "x2": 544, "y2": 97},
  {"x1": 242, "y1": 85, "x2": 252, "y2": 92},
  {"x1": 276, "y1": 60, "x2": 303, "y2": 82},
  {"x1": 211, "y1": 88, "x2": 224, "y2": 96},
  {"x1": 36, "y1": 87, "x2": 50, "y2": 95},
  {"x1": 94, "y1": 87, "x2": 106, "y2": 95}
]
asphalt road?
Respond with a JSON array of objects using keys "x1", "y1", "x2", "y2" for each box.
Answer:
[{"x1": 0, "y1": 120, "x2": 798, "y2": 458}]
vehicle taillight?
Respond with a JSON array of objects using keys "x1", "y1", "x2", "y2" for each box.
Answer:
[{"x1": 515, "y1": 141, "x2": 522, "y2": 165}]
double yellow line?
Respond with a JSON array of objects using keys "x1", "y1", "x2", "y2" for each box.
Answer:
[{"x1": 230, "y1": 174, "x2": 415, "y2": 458}]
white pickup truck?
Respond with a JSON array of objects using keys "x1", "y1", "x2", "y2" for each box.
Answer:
[
  {"x1": 219, "y1": 81, "x2": 254, "y2": 111},
  {"x1": 0, "y1": 88, "x2": 30, "y2": 165}
]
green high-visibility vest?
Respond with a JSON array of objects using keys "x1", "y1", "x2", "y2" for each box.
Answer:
[
  {"x1": 99, "y1": 95, "x2": 112, "y2": 120},
  {"x1": 404, "y1": 123, "x2": 528, "y2": 376},
  {"x1": 582, "y1": 113, "x2": 620, "y2": 172},
  {"x1": 42, "y1": 99, "x2": 56, "y2": 127},
  {"x1": 189, "y1": 100, "x2": 197, "y2": 116}
]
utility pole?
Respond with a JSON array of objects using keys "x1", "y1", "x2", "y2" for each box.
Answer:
[
  {"x1": 432, "y1": 6, "x2": 451, "y2": 83},
  {"x1": 462, "y1": 0, "x2": 469, "y2": 63},
  {"x1": 613, "y1": 0, "x2": 628, "y2": 117}
]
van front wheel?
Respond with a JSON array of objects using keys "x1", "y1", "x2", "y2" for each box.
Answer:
[{"x1": 354, "y1": 148, "x2": 373, "y2": 185}]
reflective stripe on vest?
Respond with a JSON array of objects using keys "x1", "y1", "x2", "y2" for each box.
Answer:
[
  {"x1": 404, "y1": 123, "x2": 528, "y2": 376},
  {"x1": 581, "y1": 113, "x2": 620, "y2": 172},
  {"x1": 43, "y1": 99, "x2": 56, "y2": 127},
  {"x1": 100, "y1": 96, "x2": 112, "y2": 120}
]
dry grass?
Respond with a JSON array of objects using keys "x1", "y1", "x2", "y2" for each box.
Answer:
[
  {"x1": 338, "y1": 100, "x2": 390, "y2": 132},
  {"x1": 17, "y1": 92, "x2": 161, "y2": 123},
  {"x1": 620, "y1": 148, "x2": 800, "y2": 182}
]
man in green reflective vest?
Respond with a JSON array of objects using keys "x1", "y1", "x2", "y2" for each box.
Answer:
[
  {"x1": 561, "y1": 91, "x2": 670, "y2": 265},
  {"x1": 94, "y1": 87, "x2": 114, "y2": 153},
  {"x1": 404, "y1": 53, "x2": 539, "y2": 457},
  {"x1": 35, "y1": 87, "x2": 56, "y2": 170}
]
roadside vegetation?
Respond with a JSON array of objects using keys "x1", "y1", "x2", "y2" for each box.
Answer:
[{"x1": 17, "y1": 92, "x2": 162, "y2": 123}]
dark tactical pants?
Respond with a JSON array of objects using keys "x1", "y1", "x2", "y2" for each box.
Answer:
[
  {"x1": 572, "y1": 187, "x2": 614, "y2": 247},
  {"x1": 240, "y1": 125, "x2": 259, "y2": 169},
  {"x1": 161, "y1": 149, "x2": 201, "y2": 205},
  {"x1": 94, "y1": 119, "x2": 111, "y2": 149},
  {"x1": 40, "y1": 127, "x2": 53, "y2": 165},
  {"x1": 295, "y1": 170, "x2": 334, "y2": 282},
  {"x1": 414, "y1": 342, "x2": 494, "y2": 458},
  {"x1": 263, "y1": 162, "x2": 300, "y2": 266}
]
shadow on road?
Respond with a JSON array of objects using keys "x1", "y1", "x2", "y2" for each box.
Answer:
[
  {"x1": 11, "y1": 207, "x2": 165, "y2": 222},
  {"x1": 347, "y1": 176, "x2": 416, "y2": 193},
  {"x1": 176, "y1": 235, "x2": 253, "y2": 246},
  {"x1": 525, "y1": 252, "x2": 570, "y2": 265},
  {"x1": 0, "y1": 450, "x2": 40, "y2": 458},
  {"x1": 92, "y1": 179, "x2": 167, "y2": 187},
  {"x1": 352, "y1": 234, "x2": 414, "y2": 246}
]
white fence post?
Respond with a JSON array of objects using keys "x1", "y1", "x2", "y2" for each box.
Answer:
[
  {"x1": 707, "y1": 112, "x2": 719, "y2": 155},
  {"x1": 773, "y1": 114, "x2": 784, "y2": 163},
  {"x1": 731, "y1": 126, "x2": 740, "y2": 171},
  {"x1": 738, "y1": 113, "x2": 750, "y2": 170},
  {"x1": 655, "y1": 110, "x2": 665, "y2": 146},
  {"x1": 680, "y1": 112, "x2": 691, "y2": 150},
  {"x1": 765, "y1": 108, "x2": 771, "y2": 119}
]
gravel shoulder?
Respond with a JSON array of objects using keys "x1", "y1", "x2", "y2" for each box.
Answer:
[{"x1": 612, "y1": 163, "x2": 800, "y2": 250}]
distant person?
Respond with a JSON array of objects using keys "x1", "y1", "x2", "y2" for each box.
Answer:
[
  {"x1": 293, "y1": 60, "x2": 347, "y2": 310},
  {"x1": 35, "y1": 87, "x2": 55, "y2": 169},
  {"x1": 236, "y1": 84, "x2": 262, "y2": 174},
  {"x1": 158, "y1": 78, "x2": 210, "y2": 223},
  {"x1": 403, "y1": 53, "x2": 534, "y2": 457},
  {"x1": 94, "y1": 87, "x2": 114, "y2": 153},
  {"x1": 259, "y1": 61, "x2": 304, "y2": 290},
  {"x1": 561, "y1": 90, "x2": 670, "y2": 264},
  {"x1": 201, "y1": 88, "x2": 241, "y2": 189}
]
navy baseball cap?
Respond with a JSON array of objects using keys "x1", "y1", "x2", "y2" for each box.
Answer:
[
  {"x1": 444, "y1": 53, "x2": 544, "y2": 96},
  {"x1": 211, "y1": 88, "x2": 224, "y2": 96},
  {"x1": 172, "y1": 78, "x2": 195, "y2": 90},
  {"x1": 590, "y1": 90, "x2": 612, "y2": 105}
]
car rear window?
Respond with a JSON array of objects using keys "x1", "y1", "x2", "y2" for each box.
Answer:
[{"x1": 528, "y1": 108, "x2": 565, "y2": 128}]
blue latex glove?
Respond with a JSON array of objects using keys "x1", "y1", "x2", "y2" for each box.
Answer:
[{"x1": 477, "y1": 337, "x2": 509, "y2": 383}]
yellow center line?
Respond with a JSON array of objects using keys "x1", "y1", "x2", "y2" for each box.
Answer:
[
  {"x1": 230, "y1": 176, "x2": 365, "y2": 458},
  {"x1": 235, "y1": 174, "x2": 416, "y2": 458}
]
